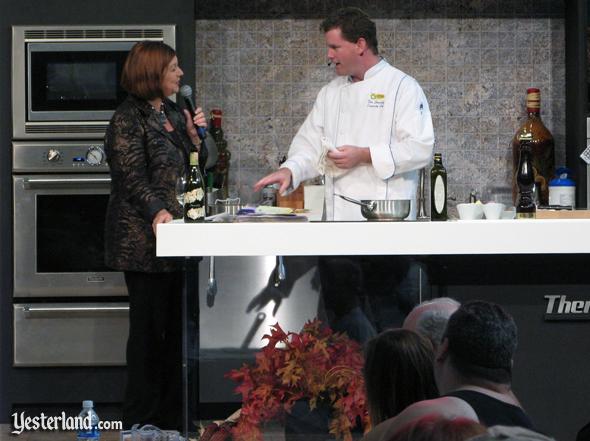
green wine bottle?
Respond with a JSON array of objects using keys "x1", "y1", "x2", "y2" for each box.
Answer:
[
  {"x1": 430, "y1": 153, "x2": 447, "y2": 221},
  {"x1": 184, "y1": 149, "x2": 206, "y2": 223}
]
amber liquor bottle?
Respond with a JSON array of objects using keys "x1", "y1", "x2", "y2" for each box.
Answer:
[
  {"x1": 511, "y1": 88, "x2": 555, "y2": 205},
  {"x1": 210, "y1": 109, "x2": 231, "y2": 199},
  {"x1": 430, "y1": 153, "x2": 448, "y2": 221},
  {"x1": 184, "y1": 148, "x2": 206, "y2": 223},
  {"x1": 515, "y1": 138, "x2": 536, "y2": 219}
]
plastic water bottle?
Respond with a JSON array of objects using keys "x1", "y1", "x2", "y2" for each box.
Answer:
[{"x1": 76, "y1": 400, "x2": 100, "y2": 441}]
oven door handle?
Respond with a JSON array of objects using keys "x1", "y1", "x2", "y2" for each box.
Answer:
[
  {"x1": 24, "y1": 177, "x2": 111, "y2": 189},
  {"x1": 23, "y1": 305, "x2": 129, "y2": 317}
]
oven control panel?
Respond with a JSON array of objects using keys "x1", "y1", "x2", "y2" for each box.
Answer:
[{"x1": 13, "y1": 141, "x2": 110, "y2": 173}]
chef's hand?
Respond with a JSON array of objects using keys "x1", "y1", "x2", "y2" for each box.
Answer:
[
  {"x1": 328, "y1": 146, "x2": 371, "y2": 169},
  {"x1": 253, "y1": 168, "x2": 292, "y2": 195},
  {"x1": 183, "y1": 108, "x2": 207, "y2": 148},
  {"x1": 152, "y1": 208, "x2": 173, "y2": 236}
]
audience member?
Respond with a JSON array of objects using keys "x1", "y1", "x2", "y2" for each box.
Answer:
[
  {"x1": 364, "y1": 301, "x2": 535, "y2": 441},
  {"x1": 578, "y1": 420, "x2": 590, "y2": 441},
  {"x1": 387, "y1": 414, "x2": 486, "y2": 441},
  {"x1": 364, "y1": 329, "x2": 438, "y2": 425},
  {"x1": 437, "y1": 301, "x2": 533, "y2": 428},
  {"x1": 403, "y1": 297, "x2": 460, "y2": 348},
  {"x1": 470, "y1": 425, "x2": 556, "y2": 441}
]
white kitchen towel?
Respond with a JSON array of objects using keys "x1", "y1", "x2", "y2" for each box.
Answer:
[{"x1": 317, "y1": 136, "x2": 350, "y2": 178}]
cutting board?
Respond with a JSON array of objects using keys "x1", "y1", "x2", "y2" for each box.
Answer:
[
  {"x1": 536, "y1": 209, "x2": 590, "y2": 219},
  {"x1": 277, "y1": 186, "x2": 304, "y2": 209}
]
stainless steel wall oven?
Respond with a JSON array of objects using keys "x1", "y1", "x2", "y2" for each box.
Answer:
[
  {"x1": 13, "y1": 142, "x2": 125, "y2": 299},
  {"x1": 11, "y1": 24, "x2": 176, "y2": 366},
  {"x1": 12, "y1": 141, "x2": 129, "y2": 366}
]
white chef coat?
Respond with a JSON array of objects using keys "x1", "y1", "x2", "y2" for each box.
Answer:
[{"x1": 282, "y1": 59, "x2": 434, "y2": 221}]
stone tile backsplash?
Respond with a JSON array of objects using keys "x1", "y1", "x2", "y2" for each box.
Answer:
[{"x1": 195, "y1": 7, "x2": 565, "y2": 210}]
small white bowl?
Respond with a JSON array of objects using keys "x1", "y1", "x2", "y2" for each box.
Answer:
[
  {"x1": 483, "y1": 202, "x2": 506, "y2": 220},
  {"x1": 457, "y1": 203, "x2": 484, "y2": 220},
  {"x1": 501, "y1": 207, "x2": 516, "y2": 219}
]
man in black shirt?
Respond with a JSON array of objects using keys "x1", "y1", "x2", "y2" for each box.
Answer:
[
  {"x1": 436, "y1": 300, "x2": 534, "y2": 428},
  {"x1": 363, "y1": 300, "x2": 535, "y2": 441}
]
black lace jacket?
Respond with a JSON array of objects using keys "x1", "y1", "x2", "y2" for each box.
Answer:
[{"x1": 104, "y1": 94, "x2": 192, "y2": 272}]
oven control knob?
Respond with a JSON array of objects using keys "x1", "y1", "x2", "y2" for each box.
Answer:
[
  {"x1": 46, "y1": 149, "x2": 61, "y2": 162},
  {"x1": 86, "y1": 146, "x2": 105, "y2": 166}
]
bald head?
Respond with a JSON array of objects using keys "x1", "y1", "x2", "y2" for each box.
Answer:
[{"x1": 403, "y1": 298, "x2": 460, "y2": 347}]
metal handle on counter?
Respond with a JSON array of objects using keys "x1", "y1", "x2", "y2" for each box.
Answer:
[
  {"x1": 23, "y1": 305, "x2": 128, "y2": 317},
  {"x1": 274, "y1": 256, "x2": 286, "y2": 287},
  {"x1": 335, "y1": 193, "x2": 376, "y2": 212},
  {"x1": 278, "y1": 256, "x2": 286, "y2": 282},
  {"x1": 24, "y1": 177, "x2": 111, "y2": 189},
  {"x1": 206, "y1": 256, "x2": 217, "y2": 307}
]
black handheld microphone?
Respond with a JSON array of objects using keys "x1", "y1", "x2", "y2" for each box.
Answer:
[
  {"x1": 327, "y1": 61, "x2": 332, "y2": 67},
  {"x1": 179, "y1": 85, "x2": 207, "y2": 140}
]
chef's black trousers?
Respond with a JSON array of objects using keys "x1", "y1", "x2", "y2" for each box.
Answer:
[{"x1": 123, "y1": 271, "x2": 183, "y2": 431}]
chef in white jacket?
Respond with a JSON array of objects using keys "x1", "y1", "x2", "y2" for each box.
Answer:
[{"x1": 254, "y1": 7, "x2": 434, "y2": 221}]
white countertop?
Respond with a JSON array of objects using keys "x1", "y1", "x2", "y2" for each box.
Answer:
[{"x1": 156, "y1": 218, "x2": 590, "y2": 257}]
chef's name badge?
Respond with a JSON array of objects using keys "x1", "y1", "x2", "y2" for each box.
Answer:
[{"x1": 368, "y1": 92, "x2": 385, "y2": 108}]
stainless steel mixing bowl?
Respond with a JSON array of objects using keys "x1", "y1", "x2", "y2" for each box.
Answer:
[{"x1": 336, "y1": 194, "x2": 411, "y2": 221}]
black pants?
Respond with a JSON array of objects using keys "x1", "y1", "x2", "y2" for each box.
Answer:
[{"x1": 123, "y1": 271, "x2": 183, "y2": 431}]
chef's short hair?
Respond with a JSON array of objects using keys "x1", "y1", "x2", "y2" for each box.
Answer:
[
  {"x1": 320, "y1": 7, "x2": 378, "y2": 55},
  {"x1": 121, "y1": 41, "x2": 176, "y2": 100}
]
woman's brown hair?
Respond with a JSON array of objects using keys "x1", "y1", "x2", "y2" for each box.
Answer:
[
  {"x1": 363, "y1": 329, "x2": 439, "y2": 426},
  {"x1": 120, "y1": 41, "x2": 176, "y2": 100}
]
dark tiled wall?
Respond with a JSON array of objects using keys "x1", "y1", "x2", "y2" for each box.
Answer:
[
  {"x1": 195, "y1": 1, "x2": 565, "y2": 209},
  {"x1": 197, "y1": 0, "x2": 563, "y2": 19}
]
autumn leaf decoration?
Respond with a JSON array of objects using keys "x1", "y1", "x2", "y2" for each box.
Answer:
[{"x1": 226, "y1": 319, "x2": 369, "y2": 441}]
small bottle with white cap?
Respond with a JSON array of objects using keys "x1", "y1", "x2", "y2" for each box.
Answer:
[{"x1": 76, "y1": 400, "x2": 100, "y2": 441}]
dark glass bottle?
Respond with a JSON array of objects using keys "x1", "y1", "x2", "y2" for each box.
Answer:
[
  {"x1": 515, "y1": 139, "x2": 536, "y2": 219},
  {"x1": 184, "y1": 149, "x2": 206, "y2": 223},
  {"x1": 511, "y1": 88, "x2": 555, "y2": 205},
  {"x1": 210, "y1": 109, "x2": 231, "y2": 199},
  {"x1": 430, "y1": 153, "x2": 447, "y2": 221}
]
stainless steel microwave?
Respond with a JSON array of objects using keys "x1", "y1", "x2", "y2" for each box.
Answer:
[{"x1": 12, "y1": 25, "x2": 175, "y2": 139}]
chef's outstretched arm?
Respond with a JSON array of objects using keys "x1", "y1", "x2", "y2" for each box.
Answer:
[{"x1": 253, "y1": 167, "x2": 293, "y2": 195}]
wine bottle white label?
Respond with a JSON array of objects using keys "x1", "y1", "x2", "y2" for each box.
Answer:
[
  {"x1": 184, "y1": 188, "x2": 204, "y2": 204},
  {"x1": 434, "y1": 176, "x2": 445, "y2": 213},
  {"x1": 186, "y1": 207, "x2": 205, "y2": 220}
]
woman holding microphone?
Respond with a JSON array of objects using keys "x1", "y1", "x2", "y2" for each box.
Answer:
[{"x1": 104, "y1": 41, "x2": 206, "y2": 430}]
